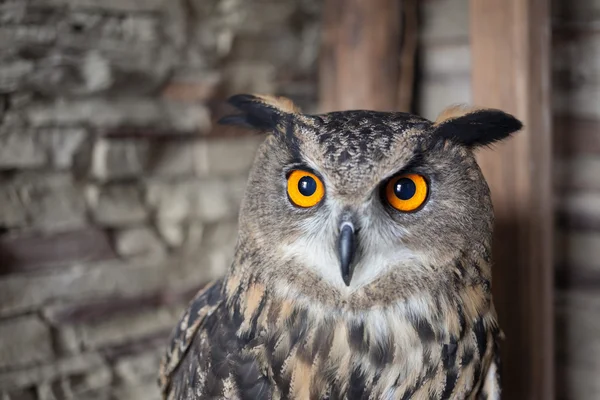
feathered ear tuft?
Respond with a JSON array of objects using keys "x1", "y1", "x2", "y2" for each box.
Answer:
[
  {"x1": 218, "y1": 94, "x2": 301, "y2": 132},
  {"x1": 433, "y1": 104, "x2": 523, "y2": 148}
]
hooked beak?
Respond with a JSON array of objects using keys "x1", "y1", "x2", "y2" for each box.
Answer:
[{"x1": 338, "y1": 221, "x2": 356, "y2": 286}]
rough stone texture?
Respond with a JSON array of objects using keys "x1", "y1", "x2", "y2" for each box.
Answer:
[
  {"x1": 114, "y1": 226, "x2": 166, "y2": 261},
  {"x1": 0, "y1": 0, "x2": 319, "y2": 396},
  {"x1": 0, "y1": 317, "x2": 53, "y2": 369},
  {"x1": 86, "y1": 184, "x2": 148, "y2": 226}
]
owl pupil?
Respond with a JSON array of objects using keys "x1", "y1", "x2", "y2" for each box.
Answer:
[
  {"x1": 298, "y1": 176, "x2": 317, "y2": 196},
  {"x1": 394, "y1": 178, "x2": 416, "y2": 200}
]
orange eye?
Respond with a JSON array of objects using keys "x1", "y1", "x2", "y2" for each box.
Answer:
[
  {"x1": 385, "y1": 173, "x2": 428, "y2": 212},
  {"x1": 287, "y1": 170, "x2": 325, "y2": 208}
]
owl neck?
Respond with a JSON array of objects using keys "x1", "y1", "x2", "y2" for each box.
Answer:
[{"x1": 223, "y1": 245, "x2": 495, "y2": 347}]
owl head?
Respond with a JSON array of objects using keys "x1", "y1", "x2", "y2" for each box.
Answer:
[{"x1": 220, "y1": 94, "x2": 521, "y2": 308}]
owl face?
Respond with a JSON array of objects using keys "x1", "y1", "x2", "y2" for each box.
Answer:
[{"x1": 221, "y1": 95, "x2": 521, "y2": 306}]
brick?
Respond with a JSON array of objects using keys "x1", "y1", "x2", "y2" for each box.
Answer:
[
  {"x1": 0, "y1": 183, "x2": 28, "y2": 229},
  {"x1": 146, "y1": 181, "x2": 194, "y2": 222},
  {"x1": 38, "y1": 0, "x2": 166, "y2": 12},
  {"x1": 18, "y1": 173, "x2": 87, "y2": 231},
  {"x1": 0, "y1": 129, "x2": 47, "y2": 169},
  {"x1": 2, "y1": 388, "x2": 36, "y2": 400},
  {"x1": 113, "y1": 350, "x2": 162, "y2": 383},
  {"x1": 0, "y1": 316, "x2": 53, "y2": 369},
  {"x1": 147, "y1": 176, "x2": 246, "y2": 223},
  {"x1": 0, "y1": 60, "x2": 34, "y2": 92},
  {"x1": 111, "y1": 384, "x2": 161, "y2": 400},
  {"x1": 0, "y1": 260, "x2": 170, "y2": 316},
  {"x1": 0, "y1": 127, "x2": 88, "y2": 170},
  {"x1": 67, "y1": 365, "x2": 112, "y2": 396},
  {"x1": 148, "y1": 141, "x2": 195, "y2": 177},
  {"x1": 114, "y1": 226, "x2": 166, "y2": 260},
  {"x1": 73, "y1": 306, "x2": 180, "y2": 350},
  {"x1": 86, "y1": 184, "x2": 148, "y2": 226},
  {"x1": 41, "y1": 128, "x2": 88, "y2": 169},
  {"x1": 156, "y1": 220, "x2": 184, "y2": 247},
  {"x1": 91, "y1": 139, "x2": 150, "y2": 180},
  {"x1": 194, "y1": 136, "x2": 263, "y2": 177},
  {"x1": 26, "y1": 99, "x2": 211, "y2": 134},
  {"x1": 0, "y1": 228, "x2": 116, "y2": 274}
]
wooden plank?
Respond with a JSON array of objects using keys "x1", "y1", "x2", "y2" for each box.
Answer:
[
  {"x1": 470, "y1": 0, "x2": 554, "y2": 398},
  {"x1": 319, "y1": 0, "x2": 401, "y2": 111}
]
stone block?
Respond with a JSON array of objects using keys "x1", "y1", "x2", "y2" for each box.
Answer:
[
  {"x1": 146, "y1": 181, "x2": 194, "y2": 222},
  {"x1": 18, "y1": 173, "x2": 87, "y2": 231},
  {"x1": 114, "y1": 226, "x2": 166, "y2": 261},
  {"x1": 113, "y1": 350, "x2": 162, "y2": 383},
  {"x1": 2, "y1": 388, "x2": 37, "y2": 400},
  {"x1": 0, "y1": 129, "x2": 47, "y2": 169},
  {"x1": 155, "y1": 220, "x2": 185, "y2": 247},
  {"x1": 0, "y1": 60, "x2": 34, "y2": 92},
  {"x1": 0, "y1": 127, "x2": 88, "y2": 170},
  {"x1": 91, "y1": 139, "x2": 150, "y2": 180},
  {"x1": 41, "y1": 128, "x2": 88, "y2": 169},
  {"x1": 111, "y1": 384, "x2": 161, "y2": 400},
  {"x1": 86, "y1": 184, "x2": 148, "y2": 226},
  {"x1": 194, "y1": 136, "x2": 262, "y2": 177},
  {"x1": 0, "y1": 316, "x2": 53, "y2": 369},
  {"x1": 38, "y1": 0, "x2": 166, "y2": 12},
  {"x1": 147, "y1": 176, "x2": 246, "y2": 224},
  {"x1": 67, "y1": 366, "x2": 112, "y2": 396},
  {"x1": 0, "y1": 260, "x2": 169, "y2": 316},
  {"x1": 26, "y1": 99, "x2": 211, "y2": 134},
  {"x1": 0, "y1": 228, "x2": 116, "y2": 274},
  {"x1": 0, "y1": 183, "x2": 28, "y2": 229},
  {"x1": 147, "y1": 141, "x2": 195, "y2": 177},
  {"x1": 73, "y1": 306, "x2": 180, "y2": 350}
]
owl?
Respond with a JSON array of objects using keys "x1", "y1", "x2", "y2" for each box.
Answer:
[{"x1": 158, "y1": 94, "x2": 522, "y2": 399}]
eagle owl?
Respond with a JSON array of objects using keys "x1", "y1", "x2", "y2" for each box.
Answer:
[{"x1": 159, "y1": 94, "x2": 522, "y2": 399}]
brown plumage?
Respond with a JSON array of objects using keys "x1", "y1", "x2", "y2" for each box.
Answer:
[{"x1": 159, "y1": 94, "x2": 521, "y2": 399}]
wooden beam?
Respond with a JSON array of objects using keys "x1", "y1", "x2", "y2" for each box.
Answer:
[
  {"x1": 470, "y1": 0, "x2": 554, "y2": 398},
  {"x1": 319, "y1": 0, "x2": 401, "y2": 112}
]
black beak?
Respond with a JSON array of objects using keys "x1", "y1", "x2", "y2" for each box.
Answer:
[{"x1": 338, "y1": 222, "x2": 356, "y2": 286}]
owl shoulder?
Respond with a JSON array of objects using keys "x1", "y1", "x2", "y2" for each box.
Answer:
[{"x1": 158, "y1": 279, "x2": 225, "y2": 397}]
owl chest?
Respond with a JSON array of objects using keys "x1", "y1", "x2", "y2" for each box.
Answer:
[{"x1": 246, "y1": 320, "x2": 486, "y2": 400}]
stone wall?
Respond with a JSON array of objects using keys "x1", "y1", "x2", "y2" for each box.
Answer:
[{"x1": 0, "y1": 0, "x2": 319, "y2": 398}]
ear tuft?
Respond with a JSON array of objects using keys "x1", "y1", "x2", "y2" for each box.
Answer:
[
  {"x1": 433, "y1": 106, "x2": 523, "y2": 148},
  {"x1": 434, "y1": 104, "x2": 481, "y2": 126},
  {"x1": 217, "y1": 94, "x2": 301, "y2": 132}
]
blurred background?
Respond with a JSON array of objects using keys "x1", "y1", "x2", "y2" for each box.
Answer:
[{"x1": 0, "y1": 0, "x2": 596, "y2": 399}]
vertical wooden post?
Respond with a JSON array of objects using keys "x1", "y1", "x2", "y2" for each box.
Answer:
[
  {"x1": 470, "y1": 0, "x2": 554, "y2": 398},
  {"x1": 319, "y1": 0, "x2": 401, "y2": 112}
]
